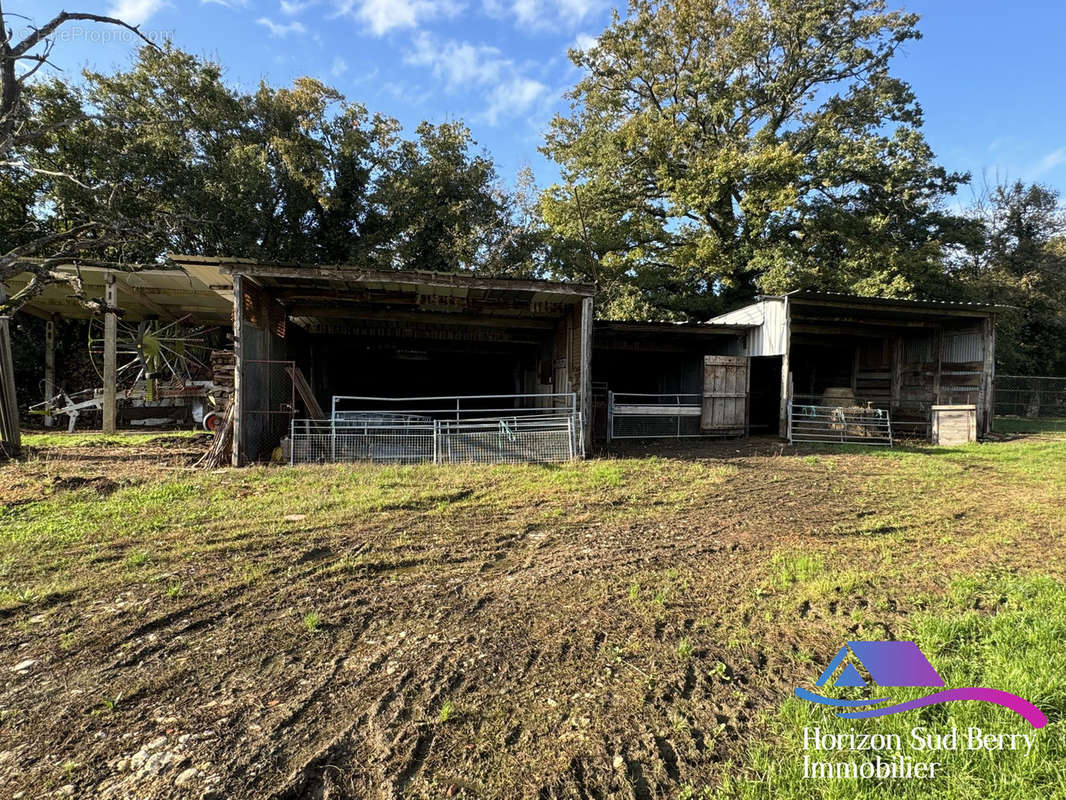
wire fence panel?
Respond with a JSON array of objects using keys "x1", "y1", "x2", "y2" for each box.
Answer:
[
  {"x1": 437, "y1": 416, "x2": 575, "y2": 464},
  {"x1": 788, "y1": 403, "x2": 893, "y2": 446},
  {"x1": 994, "y1": 375, "x2": 1066, "y2": 418},
  {"x1": 608, "y1": 392, "x2": 706, "y2": 440},
  {"x1": 290, "y1": 395, "x2": 581, "y2": 465}
]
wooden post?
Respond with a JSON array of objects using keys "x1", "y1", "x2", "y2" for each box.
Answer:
[
  {"x1": 891, "y1": 336, "x2": 902, "y2": 414},
  {"x1": 579, "y1": 295, "x2": 593, "y2": 456},
  {"x1": 932, "y1": 326, "x2": 942, "y2": 407},
  {"x1": 102, "y1": 274, "x2": 118, "y2": 434},
  {"x1": 982, "y1": 314, "x2": 996, "y2": 435},
  {"x1": 44, "y1": 317, "x2": 56, "y2": 427},
  {"x1": 778, "y1": 296, "x2": 792, "y2": 438},
  {"x1": 231, "y1": 274, "x2": 243, "y2": 467},
  {"x1": 0, "y1": 282, "x2": 20, "y2": 455}
]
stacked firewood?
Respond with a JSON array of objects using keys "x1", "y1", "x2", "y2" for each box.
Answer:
[{"x1": 210, "y1": 349, "x2": 236, "y2": 397}]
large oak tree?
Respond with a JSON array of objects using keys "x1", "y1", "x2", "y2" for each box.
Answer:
[{"x1": 542, "y1": 0, "x2": 972, "y2": 319}]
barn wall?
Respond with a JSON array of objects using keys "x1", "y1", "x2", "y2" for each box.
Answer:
[
  {"x1": 711, "y1": 299, "x2": 788, "y2": 357},
  {"x1": 235, "y1": 280, "x2": 299, "y2": 463}
]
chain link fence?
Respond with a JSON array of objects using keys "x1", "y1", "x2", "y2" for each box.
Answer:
[{"x1": 994, "y1": 375, "x2": 1066, "y2": 418}]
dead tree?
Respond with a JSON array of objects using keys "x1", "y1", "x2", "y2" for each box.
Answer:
[{"x1": 0, "y1": 3, "x2": 159, "y2": 453}]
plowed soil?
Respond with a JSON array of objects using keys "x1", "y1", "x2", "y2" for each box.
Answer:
[{"x1": 1, "y1": 432, "x2": 1064, "y2": 799}]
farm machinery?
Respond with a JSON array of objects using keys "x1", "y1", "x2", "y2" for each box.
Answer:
[{"x1": 30, "y1": 315, "x2": 228, "y2": 432}]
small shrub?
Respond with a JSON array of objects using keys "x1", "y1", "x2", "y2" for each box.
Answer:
[
  {"x1": 438, "y1": 699, "x2": 455, "y2": 724},
  {"x1": 302, "y1": 611, "x2": 323, "y2": 635}
]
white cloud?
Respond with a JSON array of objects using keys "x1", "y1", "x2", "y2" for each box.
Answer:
[
  {"x1": 280, "y1": 0, "x2": 315, "y2": 13},
  {"x1": 256, "y1": 16, "x2": 308, "y2": 36},
  {"x1": 331, "y1": 0, "x2": 463, "y2": 36},
  {"x1": 407, "y1": 33, "x2": 503, "y2": 86},
  {"x1": 107, "y1": 0, "x2": 168, "y2": 25},
  {"x1": 406, "y1": 32, "x2": 549, "y2": 124},
  {"x1": 484, "y1": 76, "x2": 548, "y2": 124},
  {"x1": 573, "y1": 32, "x2": 597, "y2": 51},
  {"x1": 200, "y1": 0, "x2": 249, "y2": 9},
  {"x1": 485, "y1": 0, "x2": 603, "y2": 30},
  {"x1": 331, "y1": 56, "x2": 349, "y2": 77},
  {"x1": 1033, "y1": 148, "x2": 1066, "y2": 177}
]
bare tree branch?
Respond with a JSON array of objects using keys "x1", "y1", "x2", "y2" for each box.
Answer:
[{"x1": 0, "y1": 2, "x2": 169, "y2": 312}]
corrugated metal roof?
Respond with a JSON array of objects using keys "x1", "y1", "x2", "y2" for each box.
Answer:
[
  {"x1": 779, "y1": 290, "x2": 997, "y2": 313},
  {"x1": 168, "y1": 254, "x2": 597, "y2": 298},
  {"x1": 7, "y1": 262, "x2": 234, "y2": 324}
]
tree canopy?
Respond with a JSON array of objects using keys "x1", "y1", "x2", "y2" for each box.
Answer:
[
  {"x1": 2, "y1": 44, "x2": 538, "y2": 311},
  {"x1": 541, "y1": 0, "x2": 973, "y2": 319},
  {"x1": 955, "y1": 181, "x2": 1066, "y2": 375}
]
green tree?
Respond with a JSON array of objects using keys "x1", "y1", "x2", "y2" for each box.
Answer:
[
  {"x1": 377, "y1": 121, "x2": 539, "y2": 275},
  {"x1": 957, "y1": 181, "x2": 1066, "y2": 375},
  {"x1": 10, "y1": 46, "x2": 538, "y2": 289},
  {"x1": 542, "y1": 0, "x2": 970, "y2": 319},
  {"x1": 0, "y1": 4, "x2": 159, "y2": 310}
]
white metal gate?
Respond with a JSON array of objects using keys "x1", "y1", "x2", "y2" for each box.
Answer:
[
  {"x1": 788, "y1": 401, "x2": 893, "y2": 446},
  {"x1": 290, "y1": 393, "x2": 583, "y2": 464}
]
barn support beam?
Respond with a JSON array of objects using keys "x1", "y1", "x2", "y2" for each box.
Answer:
[
  {"x1": 0, "y1": 282, "x2": 21, "y2": 456},
  {"x1": 44, "y1": 317, "x2": 56, "y2": 427},
  {"x1": 102, "y1": 274, "x2": 118, "y2": 434},
  {"x1": 778, "y1": 296, "x2": 792, "y2": 438},
  {"x1": 579, "y1": 296, "x2": 593, "y2": 456},
  {"x1": 982, "y1": 314, "x2": 996, "y2": 435},
  {"x1": 231, "y1": 274, "x2": 243, "y2": 467}
]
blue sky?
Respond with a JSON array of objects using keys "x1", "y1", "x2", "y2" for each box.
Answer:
[{"x1": 11, "y1": 0, "x2": 1066, "y2": 201}]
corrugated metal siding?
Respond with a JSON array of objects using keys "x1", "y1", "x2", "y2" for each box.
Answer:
[
  {"x1": 708, "y1": 302, "x2": 766, "y2": 327},
  {"x1": 904, "y1": 336, "x2": 933, "y2": 364},
  {"x1": 709, "y1": 299, "x2": 788, "y2": 357},
  {"x1": 942, "y1": 331, "x2": 983, "y2": 363}
]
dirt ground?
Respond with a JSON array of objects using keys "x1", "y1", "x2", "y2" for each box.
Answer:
[{"x1": 1, "y1": 432, "x2": 1063, "y2": 799}]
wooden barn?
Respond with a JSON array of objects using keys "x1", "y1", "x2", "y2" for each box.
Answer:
[
  {"x1": 170, "y1": 256, "x2": 595, "y2": 465},
  {"x1": 8, "y1": 256, "x2": 997, "y2": 460},
  {"x1": 707, "y1": 291, "x2": 997, "y2": 440}
]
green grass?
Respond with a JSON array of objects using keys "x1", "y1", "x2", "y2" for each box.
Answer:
[
  {"x1": 3, "y1": 418, "x2": 1066, "y2": 797},
  {"x1": 302, "y1": 611, "x2": 323, "y2": 635},
  {"x1": 994, "y1": 417, "x2": 1066, "y2": 435},
  {"x1": 438, "y1": 699, "x2": 456, "y2": 724},
  {"x1": 717, "y1": 573, "x2": 1066, "y2": 799},
  {"x1": 21, "y1": 430, "x2": 203, "y2": 448}
]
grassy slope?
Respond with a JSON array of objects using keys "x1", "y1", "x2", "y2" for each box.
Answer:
[
  {"x1": 0, "y1": 428, "x2": 1064, "y2": 798},
  {"x1": 715, "y1": 574, "x2": 1066, "y2": 800},
  {"x1": 20, "y1": 430, "x2": 204, "y2": 448}
]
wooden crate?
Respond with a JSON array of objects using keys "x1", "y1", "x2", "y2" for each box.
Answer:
[{"x1": 931, "y1": 404, "x2": 977, "y2": 445}]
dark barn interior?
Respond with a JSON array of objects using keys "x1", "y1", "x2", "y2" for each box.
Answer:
[
  {"x1": 591, "y1": 322, "x2": 748, "y2": 442},
  {"x1": 171, "y1": 258, "x2": 595, "y2": 463}
]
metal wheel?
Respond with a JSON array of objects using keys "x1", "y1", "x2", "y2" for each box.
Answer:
[{"x1": 88, "y1": 315, "x2": 214, "y2": 398}]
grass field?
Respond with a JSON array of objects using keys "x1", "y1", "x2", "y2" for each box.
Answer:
[{"x1": 1, "y1": 425, "x2": 1064, "y2": 799}]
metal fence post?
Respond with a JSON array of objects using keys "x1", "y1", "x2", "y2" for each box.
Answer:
[
  {"x1": 433, "y1": 419, "x2": 440, "y2": 465},
  {"x1": 607, "y1": 391, "x2": 613, "y2": 443}
]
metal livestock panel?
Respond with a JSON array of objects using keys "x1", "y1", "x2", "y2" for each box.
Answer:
[
  {"x1": 289, "y1": 394, "x2": 582, "y2": 464},
  {"x1": 788, "y1": 403, "x2": 893, "y2": 446},
  {"x1": 608, "y1": 393, "x2": 704, "y2": 439}
]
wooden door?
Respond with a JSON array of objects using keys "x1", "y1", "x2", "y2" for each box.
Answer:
[{"x1": 701, "y1": 355, "x2": 750, "y2": 435}]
